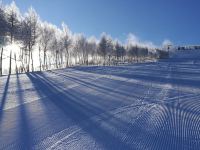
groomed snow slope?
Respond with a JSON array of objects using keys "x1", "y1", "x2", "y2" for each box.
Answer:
[{"x1": 0, "y1": 50, "x2": 200, "y2": 150}]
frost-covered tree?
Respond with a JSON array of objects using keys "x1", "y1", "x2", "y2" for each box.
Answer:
[
  {"x1": 127, "y1": 45, "x2": 138, "y2": 62},
  {"x1": 5, "y1": 1, "x2": 21, "y2": 43},
  {"x1": 48, "y1": 26, "x2": 64, "y2": 69},
  {"x1": 115, "y1": 42, "x2": 126, "y2": 63},
  {"x1": 50, "y1": 35, "x2": 59, "y2": 68},
  {"x1": 106, "y1": 39, "x2": 114, "y2": 65},
  {"x1": 38, "y1": 22, "x2": 54, "y2": 70},
  {"x1": 98, "y1": 36, "x2": 107, "y2": 65},
  {"x1": 21, "y1": 7, "x2": 39, "y2": 72},
  {"x1": 61, "y1": 23, "x2": 72, "y2": 67},
  {"x1": 0, "y1": 5, "x2": 7, "y2": 37},
  {"x1": 98, "y1": 34, "x2": 114, "y2": 65},
  {"x1": 72, "y1": 34, "x2": 87, "y2": 65},
  {"x1": 86, "y1": 37, "x2": 98, "y2": 65},
  {"x1": 81, "y1": 37, "x2": 89, "y2": 65},
  {"x1": 5, "y1": 1, "x2": 21, "y2": 74},
  {"x1": 138, "y1": 47, "x2": 148, "y2": 60},
  {"x1": 0, "y1": 5, "x2": 8, "y2": 76}
]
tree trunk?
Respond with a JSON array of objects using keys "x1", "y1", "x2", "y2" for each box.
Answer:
[
  {"x1": 65, "y1": 48, "x2": 69, "y2": 67},
  {"x1": 14, "y1": 53, "x2": 18, "y2": 74},
  {"x1": 0, "y1": 47, "x2": 3, "y2": 76},
  {"x1": 43, "y1": 50, "x2": 46, "y2": 70},
  {"x1": 60, "y1": 52, "x2": 63, "y2": 68},
  {"x1": 39, "y1": 47, "x2": 42, "y2": 71},
  {"x1": 56, "y1": 51, "x2": 58, "y2": 69},
  {"x1": 31, "y1": 51, "x2": 34, "y2": 72},
  {"x1": 9, "y1": 51, "x2": 12, "y2": 75},
  {"x1": 58, "y1": 53, "x2": 61, "y2": 68},
  {"x1": 65, "y1": 53, "x2": 67, "y2": 67},
  {"x1": 45, "y1": 54, "x2": 48, "y2": 70},
  {"x1": 87, "y1": 55, "x2": 89, "y2": 66},
  {"x1": 104, "y1": 55, "x2": 106, "y2": 66},
  {"x1": 108, "y1": 55, "x2": 111, "y2": 66},
  {"x1": 21, "y1": 49, "x2": 26, "y2": 73},
  {"x1": 75, "y1": 56, "x2": 77, "y2": 65},
  {"x1": 27, "y1": 44, "x2": 31, "y2": 72}
]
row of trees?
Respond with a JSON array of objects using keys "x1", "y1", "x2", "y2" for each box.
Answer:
[{"x1": 0, "y1": 2, "x2": 158, "y2": 76}]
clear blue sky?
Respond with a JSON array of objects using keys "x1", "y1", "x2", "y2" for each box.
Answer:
[{"x1": 3, "y1": 0, "x2": 200, "y2": 46}]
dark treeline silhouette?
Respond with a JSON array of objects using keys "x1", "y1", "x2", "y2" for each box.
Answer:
[{"x1": 0, "y1": 1, "x2": 163, "y2": 76}]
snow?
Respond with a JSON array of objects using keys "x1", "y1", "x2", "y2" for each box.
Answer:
[{"x1": 1, "y1": 50, "x2": 200, "y2": 149}]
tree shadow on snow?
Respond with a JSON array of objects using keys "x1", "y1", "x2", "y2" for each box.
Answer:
[
  {"x1": 15, "y1": 73, "x2": 32, "y2": 150},
  {"x1": 72, "y1": 63, "x2": 200, "y2": 89},
  {"x1": 26, "y1": 72, "x2": 135, "y2": 150},
  {"x1": 0, "y1": 74, "x2": 10, "y2": 121}
]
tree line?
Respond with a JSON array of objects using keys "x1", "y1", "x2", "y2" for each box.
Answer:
[{"x1": 0, "y1": 2, "x2": 160, "y2": 76}]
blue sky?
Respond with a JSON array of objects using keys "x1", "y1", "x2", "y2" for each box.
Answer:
[{"x1": 3, "y1": 0, "x2": 200, "y2": 46}]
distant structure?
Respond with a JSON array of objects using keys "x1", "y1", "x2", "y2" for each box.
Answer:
[
  {"x1": 167, "y1": 44, "x2": 173, "y2": 52},
  {"x1": 176, "y1": 45, "x2": 200, "y2": 50},
  {"x1": 162, "y1": 44, "x2": 173, "y2": 52}
]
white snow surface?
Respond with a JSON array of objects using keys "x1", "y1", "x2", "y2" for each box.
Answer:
[{"x1": 1, "y1": 50, "x2": 200, "y2": 150}]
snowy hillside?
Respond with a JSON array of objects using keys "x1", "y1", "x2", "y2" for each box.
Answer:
[{"x1": 0, "y1": 50, "x2": 200, "y2": 150}]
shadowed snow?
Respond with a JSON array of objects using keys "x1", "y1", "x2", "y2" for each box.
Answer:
[{"x1": 0, "y1": 50, "x2": 200, "y2": 149}]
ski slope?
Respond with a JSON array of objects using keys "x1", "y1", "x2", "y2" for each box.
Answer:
[{"x1": 1, "y1": 50, "x2": 200, "y2": 150}]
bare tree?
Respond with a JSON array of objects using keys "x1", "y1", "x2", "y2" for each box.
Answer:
[
  {"x1": 86, "y1": 37, "x2": 98, "y2": 65},
  {"x1": 128, "y1": 45, "x2": 138, "y2": 62},
  {"x1": 0, "y1": 5, "x2": 8, "y2": 76},
  {"x1": 72, "y1": 34, "x2": 87, "y2": 65},
  {"x1": 115, "y1": 42, "x2": 126, "y2": 63},
  {"x1": 81, "y1": 37, "x2": 88, "y2": 65},
  {"x1": 98, "y1": 34, "x2": 113, "y2": 65},
  {"x1": 5, "y1": 1, "x2": 21, "y2": 74},
  {"x1": 0, "y1": 4, "x2": 7, "y2": 36},
  {"x1": 98, "y1": 36, "x2": 107, "y2": 65},
  {"x1": 62, "y1": 23, "x2": 72, "y2": 67},
  {"x1": 49, "y1": 27, "x2": 64, "y2": 69},
  {"x1": 38, "y1": 22, "x2": 54, "y2": 70},
  {"x1": 21, "y1": 7, "x2": 39, "y2": 72}
]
